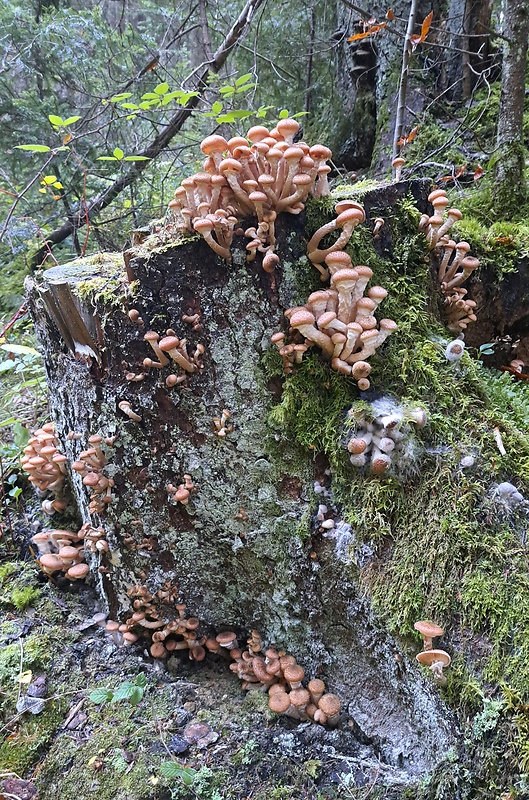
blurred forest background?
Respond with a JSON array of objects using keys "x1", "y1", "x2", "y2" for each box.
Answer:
[{"x1": 0, "y1": 0, "x2": 527, "y2": 318}]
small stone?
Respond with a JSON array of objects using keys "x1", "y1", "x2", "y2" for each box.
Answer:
[
  {"x1": 168, "y1": 735, "x2": 189, "y2": 754},
  {"x1": 183, "y1": 701, "x2": 196, "y2": 713}
]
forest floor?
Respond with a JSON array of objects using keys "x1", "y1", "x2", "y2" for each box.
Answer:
[{"x1": 0, "y1": 505, "x2": 420, "y2": 800}]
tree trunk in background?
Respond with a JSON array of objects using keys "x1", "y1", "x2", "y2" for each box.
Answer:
[
  {"x1": 494, "y1": 0, "x2": 529, "y2": 217},
  {"x1": 439, "y1": 0, "x2": 494, "y2": 100}
]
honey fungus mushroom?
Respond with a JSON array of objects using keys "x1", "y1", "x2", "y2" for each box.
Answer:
[
  {"x1": 414, "y1": 620, "x2": 444, "y2": 651},
  {"x1": 416, "y1": 649, "x2": 451, "y2": 687}
]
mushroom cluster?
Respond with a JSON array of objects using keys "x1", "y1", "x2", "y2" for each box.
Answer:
[
  {"x1": 71, "y1": 435, "x2": 114, "y2": 515},
  {"x1": 21, "y1": 423, "x2": 68, "y2": 515},
  {"x1": 142, "y1": 328, "x2": 204, "y2": 388},
  {"x1": 414, "y1": 620, "x2": 451, "y2": 687},
  {"x1": 419, "y1": 189, "x2": 479, "y2": 333},
  {"x1": 31, "y1": 527, "x2": 89, "y2": 581},
  {"x1": 306, "y1": 200, "x2": 366, "y2": 281},
  {"x1": 346, "y1": 398, "x2": 426, "y2": 475},
  {"x1": 167, "y1": 119, "x2": 331, "y2": 268},
  {"x1": 275, "y1": 247, "x2": 397, "y2": 390},
  {"x1": 167, "y1": 474, "x2": 195, "y2": 505},
  {"x1": 213, "y1": 409, "x2": 233, "y2": 438}
]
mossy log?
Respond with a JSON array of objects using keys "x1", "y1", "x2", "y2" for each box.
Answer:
[{"x1": 26, "y1": 178, "x2": 529, "y2": 793}]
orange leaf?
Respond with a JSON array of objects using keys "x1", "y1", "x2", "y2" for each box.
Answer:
[
  {"x1": 386, "y1": 8, "x2": 395, "y2": 21},
  {"x1": 396, "y1": 136, "x2": 407, "y2": 147},
  {"x1": 407, "y1": 125, "x2": 419, "y2": 142},
  {"x1": 348, "y1": 30, "x2": 373, "y2": 41},
  {"x1": 63, "y1": 132, "x2": 72, "y2": 144},
  {"x1": 473, "y1": 165, "x2": 484, "y2": 181},
  {"x1": 495, "y1": 236, "x2": 514, "y2": 245},
  {"x1": 439, "y1": 175, "x2": 452, "y2": 183},
  {"x1": 454, "y1": 165, "x2": 467, "y2": 179},
  {"x1": 410, "y1": 10, "x2": 433, "y2": 49}
]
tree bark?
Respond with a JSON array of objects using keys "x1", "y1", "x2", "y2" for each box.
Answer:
[
  {"x1": 26, "y1": 180, "x2": 456, "y2": 783},
  {"x1": 494, "y1": 0, "x2": 529, "y2": 216}
]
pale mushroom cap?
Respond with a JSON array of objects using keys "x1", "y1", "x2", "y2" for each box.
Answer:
[
  {"x1": 318, "y1": 693, "x2": 341, "y2": 716},
  {"x1": 276, "y1": 118, "x2": 300, "y2": 138},
  {"x1": 200, "y1": 134, "x2": 229, "y2": 155},
  {"x1": 247, "y1": 125, "x2": 270, "y2": 142},
  {"x1": 414, "y1": 620, "x2": 444, "y2": 639},
  {"x1": 158, "y1": 336, "x2": 180, "y2": 352},
  {"x1": 428, "y1": 189, "x2": 447, "y2": 203},
  {"x1": 66, "y1": 563, "x2": 89, "y2": 580},
  {"x1": 289, "y1": 309, "x2": 316, "y2": 328},
  {"x1": 39, "y1": 554, "x2": 64, "y2": 572},
  {"x1": 392, "y1": 156, "x2": 405, "y2": 167},
  {"x1": 216, "y1": 631, "x2": 238, "y2": 647},
  {"x1": 416, "y1": 649, "x2": 451, "y2": 668}
]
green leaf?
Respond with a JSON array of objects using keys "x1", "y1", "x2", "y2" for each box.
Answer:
[
  {"x1": 48, "y1": 114, "x2": 64, "y2": 126},
  {"x1": 211, "y1": 101, "x2": 223, "y2": 114},
  {"x1": 53, "y1": 181, "x2": 63, "y2": 189},
  {"x1": 96, "y1": 156, "x2": 118, "y2": 161},
  {"x1": 279, "y1": 109, "x2": 289, "y2": 119},
  {"x1": 15, "y1": 144, "x2": 51, "y2": 152},
  {"x1": 110, "y1": 682, "x2": 135, "y2": 702},
  {"x1": 139, "y1": 101, "x2": 154, "y2": 110},
  {"x1": 133, "y1": 672, "x2": 147, "y2": 687},
  {"x1": 141, "y1": 92, "x2": 160, "y2": 100},
  {"x1": 127, "y1": 687, "x2": 144, "y2": 705},
  {"x1": 154, "y1": 82, "x2": 169, "y2": 95},
  {"x1": 235, "y1": 73, "x2": 253, "y2": 86},
  {"x1": 113, "y1": 147, "x2": 124, "y2": 160},
  {"x1": 109, "y1": 92, "x2": 133, "y2": 102},
  {"x1": 42, "y1": 175, "x2": 57, "y2": 185},
  {"x1": 0, "y1": 362, "x2": 16, "y2": 373},
  {"x1": 215, "y1": 113, "x2": 236, "y2": 123},
  {"x1": 0, "y1": 344, "x2": 39, "y2": 355},
  {"x1": 177, "y1": 92, "x2": 199, "y2": 105},
  {"x1": 62, "y1": 116, "x2": 80, "y2": 126},
  {"x1": 219, "y1": 86, "x2": 235, "y2": 95},
  {"x1": 122, "y1": 156, "x2": 150, "y2": 161},
  {"x1": 120, "y1": 103, "x2": 139, "y2": 110},
  {"x1": 180, "y1": 769, "x2": 197, "y2": 787},
  {"x1": 89, "y1": 687, "x2": 113, "y2": 704},
  {"x1": 160, "y1": 762, "x2": 189, "y2": 780},
  {"x1": 235, "y1": 83, "x2": 256, "y2": 93},
  {"x1": 292, "y1": 111, "x2": 309, "y2": 118},
  {"x1": 13, "y1": 422, "x2": 29, "y2": 448}
]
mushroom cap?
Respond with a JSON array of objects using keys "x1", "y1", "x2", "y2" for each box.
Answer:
[
  {"x1": 416, "y1": 649, "x2": 451, "y2": 667},
  {"x1": 158, "y1": 336, "x2": 180, "y2": 352},
  {"x1": 455, "y1": 241, "x2": 471, "y2": 253},
  {"x1": 247, "y1": 125, "x2": 270, "y2": 142},
  {"x1": 330, "y1": 268, "x2": 360, "y2": 287},
  {"x1": 447, "y1": 208, "x2": 463, "y2": 220},
  {"x1": 268, "y1": 691, "x2": 291, "y2": 713},
  {"x1": 200, "y1": 134, "x2": 229, "y2": 155},
  {"x1": 371, "y1": 453, "x2": 391, "y2": 474},
  {"x1": 39, "y1": 554, "x2": 64, "y2": 572},
  {"x1": 414, "y1": 620, "x2": 444, "y2": 639},
  {"x1": 193, "y1": 218, "x2": 214, "y2": 233},
  {"x1": 66, "y1": 563, "x2": 89, "y2": 580},
  {"x1": 460, "y1": 256, "x2": 480, "y2": 271},
  {"x1": 428, "y1": 189, "x2": 447, "y2": 203},
  {"x1": 289, "y1": 688, "x2": 310, "y2": 707},
  {"x1": 308, "y1": 678, "x2": 326, "y2": 695},
  {"x1": 248, "y1": 191, "x2": 268, "y2": 204},
  {"x1": 309, "y1": 144, "x2": 332, "y2": 161},
  {"x1": 218, "y1": 157, "x2": 243, "y2": 174},
  {"x1": 289, "y1": 309, "x2": 316, "y2": 328},
  {"x1": 324, "y1": 250, "x2": 352, "y2": 267},
  {"x1": 348, "y1": 437, "x2": 367, "y2": 455},
  {"x1": 105, "y1": 620, "x2": 120, "y2": 632},
  {"x1": 216, "y1": 631, "x2": 238, "y2": 647},
  {"x1": 318, "y1": 693, "x2": 341, "y2": 716},
  {"x1": 283, "y1": 664, "x2": 305, "y2": 684},
  {"x1": 392, "y1": 156, "x2": 405, "y2": 167},
  {"x1": 336, "y1": 208, "x2": 364, "y2": 227},
  {"x1": 276, "y1": 118, "x2": 300, "y2": 138}
]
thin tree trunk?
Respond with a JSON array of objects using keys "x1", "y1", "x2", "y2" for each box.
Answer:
[
  {"x1": 494, "y1": 0, "x2": 529, "y2": 216},
  {"x1": 304, "y1": 7, "x2": 316, "y2": 114},
  {"x1": 30, "y1": 0, "x2": 267, "y2": 268},
  {"x1": 392, "y1": 0, "x2": 419, "y2": 159}
]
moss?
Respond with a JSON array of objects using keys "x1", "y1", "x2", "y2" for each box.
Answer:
[
  {"x1": 0, "y1": 703, "x2": 64, "y2": 773},
  {"x1": 10, "y1": 586, "x2": 41, "y2": 611},
  {"x1": 0, "y1": 561, "x2": 41, "y2": 611},
  {"x1": 268, "y1": 190, "x2": 529, "y2": 777}
]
